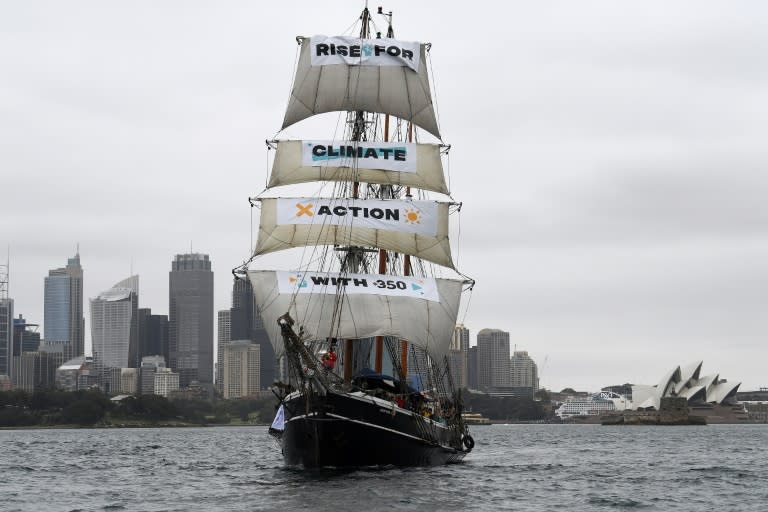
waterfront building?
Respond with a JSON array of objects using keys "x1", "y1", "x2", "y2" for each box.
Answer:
[
  {"x1": 169, "y1": 253, "x2": 213, "y2": 388},
  {"x1": 137, "y1": 309, "x2": 169, "y2": 364},
  {"x1": 90, "y1": 276, "x2": 139, "y2": 386},
  {"x1": 153, "y1": 367, "x2": 180, "y2": 397},
  {"x1": 119, "y1": 368, "x2": 139, "y2": 395},
  {"x1": 0, "y1": 374, "x2": 10, "y2": 390},
  {"x1": 139, "y1": 355, "x2": 166, "y2": 395},
  {"x1": 103, "y1": 367, "x2": 139, "y2": 395},
  {"x1": 447, "y1": 324, "x2": 469, "y2": 389},
  {"x1": 11, "y1": 351, "x2": 58, "y2": 392},
  {"x1": 55, "y1": 356, "x2": 96, "y2": 391},
  {"x1": 476, "y1": 328, "x2": 510, "y2": 390},
  {"x1": 44, "y1": 252, "x2": 84, "y2": 361},
  {"x1": 510, "y1": 350, "x2": 539, "y2": 393},
  {"x1": 222, "y1": 340, "x2": 260, "y2": 399},
  {"x1": 631, "y1": 361, "x2": 741, "y2": 410}
]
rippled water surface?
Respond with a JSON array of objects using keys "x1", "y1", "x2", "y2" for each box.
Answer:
[{"x1": 2, "y1": 424, "x2": 767, "y2": 511}]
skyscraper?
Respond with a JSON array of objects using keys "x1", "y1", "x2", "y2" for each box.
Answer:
[
  {"x1": 137, "y1": 308, "x2": 169, "y2": 363},
  {"x1": 467, "y1": 346, "x2": 478, "y2": 389},
  {"x1": 476, "y1": 328, "x2": 510, "y2": 390},
  {"x1": 90, "y1": 276, "x2": 139, "y2": 389},
  {"x1": 448, "y1": 324, "x2": 470, "y2": 389},
  {"x1": 222, "y1": 340, "x2": 261, "y2": 399},
  {"x1": 169, "y1": 253, "x2": 213, "y2": 388},
  {"x1": 13, "y1": 315, "x2": 41, "y2": 354},
  {"x1": 0, "y1": 260, "x2": 10, "y2": 377},
  {"x1": 510, "y1": 350, "x2": 539, "y2": 393},
  {"x1": 229, "y1": 277, "x2": 274, "y2": 390},
  {"x1": 44, "y1": 252, "x2": 84, "y2": 360},
  {"x1": 216, "y1": 309, "x2": 231, "y2": 392},
  {"x1": 0, "y1": 299, "x2": 12, "y2": 377}
]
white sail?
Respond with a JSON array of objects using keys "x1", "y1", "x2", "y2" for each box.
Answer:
[
  {"x1": 253, "y1": 197, "x2": 455, "y2": 269},
  {"x1": 268, "y1": 140, "x2": 449, "y2": 194},
  {"x1": 247, "y1": 269, "x2": 465, "y2": 360},
  {"x1": 282, "y1": 36, "x2": 441, "y2": 139}
]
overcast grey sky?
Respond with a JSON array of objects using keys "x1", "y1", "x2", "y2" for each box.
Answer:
[{"x1": 1, "y1": 1, "x2": 766, "y2": 392}]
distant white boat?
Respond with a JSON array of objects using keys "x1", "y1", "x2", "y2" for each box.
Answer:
[{"x1": 555, "y1": 392, "x2": 630, "y2": 419}]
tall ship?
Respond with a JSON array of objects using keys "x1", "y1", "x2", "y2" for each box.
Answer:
[{"x1": 235, "y1": 6, "x2": 475, "y2": 466}]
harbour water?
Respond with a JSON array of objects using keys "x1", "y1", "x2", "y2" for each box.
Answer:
[{"x1": 2, "y1": 424, "x2": 766, "y2": 511}]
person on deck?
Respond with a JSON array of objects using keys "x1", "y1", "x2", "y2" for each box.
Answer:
[{"x1": 321, "y1": 348, "x2": 337, "y2": 371}]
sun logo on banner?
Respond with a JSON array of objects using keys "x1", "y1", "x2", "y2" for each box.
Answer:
[
  {"x1": 288, "y1": 274, "x2": 308, "y2": 288},
  {"x1": 404, "y1": 208, "x2": 422, "y2": 225}
]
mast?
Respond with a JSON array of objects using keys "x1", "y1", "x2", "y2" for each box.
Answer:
[
  {"x1": 344, "y1": 5, "x2": 373, "y2": 382},
  {"x1": 374, "y1": 6, "x2": 395, "y2": 375}
]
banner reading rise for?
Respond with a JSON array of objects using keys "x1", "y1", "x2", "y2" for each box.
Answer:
[
  {"x1": 302, "y1": 141, "x2": 418, "y2": 173},
  {"x1": 276, "y1": 271, "x2": 440, "y2": 302},
  {"x1": 275, "y1": 198, "x2": 439, "y2": 236},
  {"x1": 309, "y1": 35, "x2": 421, "y2": 71}
]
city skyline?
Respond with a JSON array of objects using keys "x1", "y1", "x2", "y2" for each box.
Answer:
[{"x1": 2, "y1": 2, "x2": 766, "y2": 392}]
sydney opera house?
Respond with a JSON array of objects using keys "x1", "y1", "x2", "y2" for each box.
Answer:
[{"x1": 631, "y1": 361, "x2": 740, "y2": 410}]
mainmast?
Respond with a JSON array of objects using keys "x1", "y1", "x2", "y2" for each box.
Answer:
[{"x1": 343, "y1": 5, "x2": 373, "y2": 382}]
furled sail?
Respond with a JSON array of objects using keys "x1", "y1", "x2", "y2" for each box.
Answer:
[
  {"x1": 268, "y1": 140, "x2": 449, "y2": 194},
  {"x1": 253, "y1": 197, "x2": 455, "y2": 269},
  {"x1": 247, "y1": 270, "x2": 465, "y2": 360},
  {"x1": 282, "y1": 36, "x2": 441, "y2": 139}
]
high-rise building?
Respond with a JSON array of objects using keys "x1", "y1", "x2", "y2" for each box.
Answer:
[
  {"x1": 0, "y1": 259, "x2": 10, "y2": 378},
  {"x1": 44, "y1": 252, "x2": 84, "y2": 360},
  {"x1": 222, "y1": 340, "x2": 261, "y2": 399},
  {"x1": 154, "y1": 367, "x2": 180, "y2": 397},
  {"x1": 0, "y1": 298, "x2": 12, "y2": 377},
  {"x1": 137, "y1": 308, "x2": 169, "y2": 363},
  {"x1": 447, "y1": 324, "x2": 470, "y2": 389},
  {"x1": 90, "y1": 276, "x2": 139, "y2": 387},
  {"x1": 467, "y1": 346, "x2": 478, "y2": 389},
  {"x1": 169, "y1": 253, "x2": 213, "y2": 388},
  {"x1": 55, "y1": 356, "x2": 95, "y2": 391},
  {"x1": 139, "y1": 355, "x2": 166, "y2": 395},
  {"x1": 11, "y1": 351, "x2": 58, "y2": 392},
  {"x1": 476, "y1": 328, "x2": 510, "y2": 390},
  {"x1": 216, "y1": 309, "x2": 231, "y2": 392},
  {"x1": 510, "y1": 350, "x2": 539, "y2": 392},
  {"x1": 13, "y1": 315, "x2": 40, "y2": 354},
  {"x1": 230, "y1": 278, "x2": 274, "y2": 390}
]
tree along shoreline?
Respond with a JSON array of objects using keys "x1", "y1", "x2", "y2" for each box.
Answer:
[
  {"x1": 0, "y1": 389, "x2": 278, "y2": 428},
  {"x1": 1, "y1": 388, "x2": 549, "y2": 429}
]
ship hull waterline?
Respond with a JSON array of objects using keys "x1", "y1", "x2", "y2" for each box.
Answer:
[{"x1": 277, "y1": 390, "x2": 468, "y2": 467}]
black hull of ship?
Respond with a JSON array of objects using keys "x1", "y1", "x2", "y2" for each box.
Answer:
[{"x1": 279, "y1": 391, "x2": 467, "y2": 467}]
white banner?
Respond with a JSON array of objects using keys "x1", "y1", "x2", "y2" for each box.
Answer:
[
  {"x1": 309, "y1": 35, "x2": 421, "y2": 72},
  {"x1": 275, "y1": 198, "x2": 438, "y2": 236},
  {"x1": 276, "y1": 271, "x2": 440, "y2": 302},
  {"x1": 301, "y1": 141, "x2": 418, "y2": 173}
]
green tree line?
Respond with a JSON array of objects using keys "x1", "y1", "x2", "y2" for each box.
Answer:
[
  {"x1": 462, "y1": 391, "x2": 548, "y2": 421},
  {"x1": 0, "y1": 389, "x2": 279, "y2": 428}
]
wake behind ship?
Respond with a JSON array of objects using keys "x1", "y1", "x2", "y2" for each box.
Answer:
[{"x1": 235, "y1": 6, "x2": 475, "y2": 467}]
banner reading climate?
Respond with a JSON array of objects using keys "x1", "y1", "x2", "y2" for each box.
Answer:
[
  {"x1": 276, "y1": 271, "x2": 440, "y2": 302},
  {"x1": 310, "y1": 35, "x2": 421, "y2": 71},
  {"x1": 301, "y1": 141, "x2": 418, "y2": 173},
  {"x1": 275, "y1": 198, "x2": 438, "y2": 236}
]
